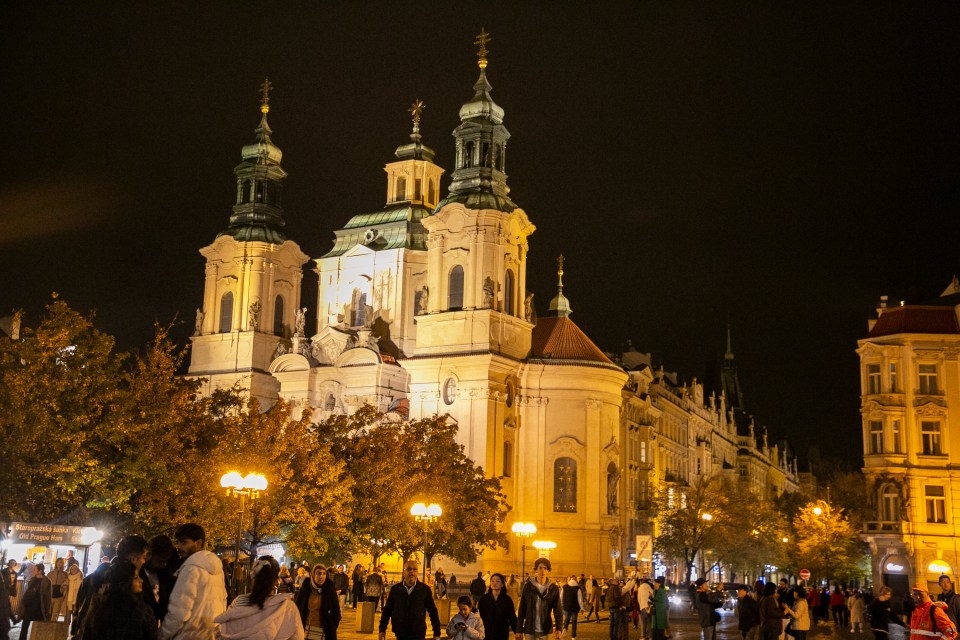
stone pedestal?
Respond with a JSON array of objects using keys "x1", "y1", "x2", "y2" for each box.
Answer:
[
  {"x1": 26, "y1": 621, "x2": 69, "y2": 640},
  {"x1": 356, "y1": 601, "x2": 376, "y2": 633},
  {"x1": 435, "y1": 598, "x2": 452, "y2": 624}
]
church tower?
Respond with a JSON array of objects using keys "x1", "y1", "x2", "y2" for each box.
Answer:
[
  {"x1": 188, "y1": 80, "x2": 309, "y2": 405},
  {"x1": 406, "y1": 31, "x2": 536, "y2": 471},
  {"x1": 313, "y1": 101, "x2": 445, "y2": 358}
]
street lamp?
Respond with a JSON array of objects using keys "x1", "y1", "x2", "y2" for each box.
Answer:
[
  {"x1": 532, "y1": 540, "x2": 557, "y2": 559},
  {"x1": 512, "y1": 522, "x2": 537, "y2": 576},
  {"x1": 813, "y1": 506, "x2": 823, "y2": 515},
  {"x1": 701, "y1": 513, "x2": 713, "y2": 521},
  {"x1": 221, "y1": 471, "x2": 268, "y2": 597},
  {"x1": 411, "y1": 502, "x2": 442, "y2": 582}
]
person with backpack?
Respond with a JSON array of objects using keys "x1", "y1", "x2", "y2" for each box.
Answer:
[{"x1": 909, "y1": 582, "x2": 956, "y2": 640}]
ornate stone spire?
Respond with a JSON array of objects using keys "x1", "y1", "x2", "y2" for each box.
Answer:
[
  {"x1": 218, "y1": 79, "x2": 288, "y2": 243},
  {"x1": 396, "y1": 99, "x2": 435, "y2": 162},
  {"x1": 549, "y1": 255, "x2": 572, "y2": 317}
]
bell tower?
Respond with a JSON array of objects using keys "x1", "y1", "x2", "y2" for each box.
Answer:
[{"x1": 188, "y1": 80, "x2": 310, "y2": 405}]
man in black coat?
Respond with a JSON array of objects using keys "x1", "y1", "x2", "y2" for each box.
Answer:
[
  {"x1": 379, "y1": 560, "x2": 441, "y2": 640},
  {"x1": 471, "y1": 572, "x2": 488, "y2": 607},
  {"x1": 516, "y1": 557, "x2": 562, "y2": 640},
  {"x1": 735, "y1": 585, "x2": 760, "y2": 640}
]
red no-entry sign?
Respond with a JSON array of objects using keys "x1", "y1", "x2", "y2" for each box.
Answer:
[{"x1": 799, "y1": 569, "x2": 811, "y2": 581}]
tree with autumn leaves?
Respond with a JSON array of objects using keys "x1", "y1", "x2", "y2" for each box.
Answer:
[{"x1": 0, "y1": 297, "x2": 506, "y2": 566}]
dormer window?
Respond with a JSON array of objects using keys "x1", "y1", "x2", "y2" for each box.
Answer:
[{"x1": 396, "y1": 176, "x2": 406, "y2": 202}]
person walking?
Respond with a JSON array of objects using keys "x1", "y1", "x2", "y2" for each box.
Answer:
[
  {"x1": 586, "y1": 577, "x2": 601, "y2": 624},
  {"x1": 47, "y1": 558, "x2": 68, "y2": 621},
  {"x1": 78, "y1": 560, "x2": 158, "y2": 640},
  {"x1": 18, "y1": 563, "x2": 52, "y2": 640},
  {"x1": 365, "y1": 566, "x2": 386, "y2": 613},
  {"x1": 478, "y1": 573, "x2": 517, "y2": 640},
  {"x1": 909, "y1": 582, "x2": 956, "y2": 640},
  {"x1": 736, "y1": 585, "x2": 761, "y2": 640},
  {"x1": 159, "y1": 523, "x2": 228, "y2": 640},
  {"x1": 294, "y1": 564, "x2": 342, "y2": 640},
  {"x1": 604, "y1": 578, "x2": 624, "y2": 640},
  {"x1": 939, "y1": 575, "x2": 960, "y2": 628},
  {"x1": 650, "y1": 577, "x2": 669, "y2": 640},
  {"x1": 379, "y1": 560, "x2": 442, "y2": 640},
  {"x1": 868, "y1": 586, "x2": 906, "y2": 640},
  {"x1": 785, "y1": 587, "x2": 810, "y2": 640},
  {"x1": 830, "y1": 587, "x2": 846, "y2": 627},
  {"x1": 516, "y1": 558, "x2": 562, "y2": 640},
  {"x1": 694, "y1": 579, "x2": 722, "y2": 640},
  {"x1": 73, "y1": 535, "x2": 150, "y2": 639},
  {"x1": 848, "y1": 590, "x2": 866, "y2": 633},
  {"x1": 759, "y1": 583, "x2": 786, "y2": 640},
  {"x1": 331, "y1": 566, "x2": 349, "y2": 610},
  {"x1": 471, "y1": 573, "x2": 488, "y2": 609},
  {"x1": 351, "y1": 564, "x2": 365, "y2": 609},
  {"x1": 561, "y1": 576, "x2": 584, "y2": 640},
  {"x1": 638, "y1": 578, "x2": 654, "y2": 640},
  {"x1": 506, "y1": 576, "x2": 521, "y2": 612},
  {"x1": 215, "y1": 556, "x2": 304, "y2": 640},
  {"x1": 64, "y1": 559, "x2": 83, "y2": 628},
  {"x1": 448, "y1": 596, "x2": 485, "y2": 640}
]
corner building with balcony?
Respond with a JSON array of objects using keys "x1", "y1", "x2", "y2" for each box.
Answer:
[{"x1": 859, "y1": 279, "x2": 960, "y2": 594}]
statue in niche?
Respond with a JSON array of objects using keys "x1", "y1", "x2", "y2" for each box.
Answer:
[
  {"x1": 295, "y1": 307, "x2": 307, "y2": 336},
  {"x1": 483, "y1": 277, "x2": 495, "y2": 309},
  {"x1": 523, "y1": 292, "x2": 535, "y2": 322},
  {"x1": 607, "y1": 468, "x2": 620, "y2": 515},
  {"x1": 194, "y1": 308, "x2": 205, "y2": 336},
  {"x1": 247, "y1": 300, "x2": 261, "y2": 330},
  {"x1": 415, "y1": 285, "x2": 429, "y2": 316}
]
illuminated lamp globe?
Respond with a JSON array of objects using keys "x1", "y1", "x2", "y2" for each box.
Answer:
[{"x1": 221, "y1": 471, "x2": 244, "y2": 490}]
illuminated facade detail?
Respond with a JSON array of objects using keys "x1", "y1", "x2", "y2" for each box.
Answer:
[{"x1": 859, "y1": 279, "x2": 960, "y2": 594}]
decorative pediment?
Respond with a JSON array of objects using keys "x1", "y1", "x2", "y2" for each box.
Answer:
[
  {"x1": 603, "y1": 436, "x2": 620, "y2": 461},
  {"x1": 549, "y1": 435, "x2": 585, "y2": 454},
  {"x1": 342, "y1": 244, "x2": 376, "y2": 259},
  {"x1": 444, "y1": 247, "x2": 469, "y2": 259},
  {"x1": 915, "y1": 401, "x2": 947, "y2": 417}
]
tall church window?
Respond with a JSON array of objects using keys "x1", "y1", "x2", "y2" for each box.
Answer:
[
  {"x1": 448, "y1": 266, "x2": 464, "y2": 311},
  {"x1": 504, "y1": 269, "x2": 515, "y2": 315},
  {"x1": 554, "y1": 457, "x2": 577, "y2": 513},
  {"x1": 396, "y1": 176, "x2": 406, "y2": 201},
  {"x1": 219, "y1": 292, "x2": 233, "y2": 333},
  {"x1": 428, "y1": 179, "x2": 436, "y2": 205},
  {"x1": 481, "y1": 142, "x2": 490, "y2": 166},
  {"x1": 273, "y1": 295, "x2": 285, "y2": 336},
  {"x1": 414, "y1": 178, "x2": 422, "y2": 201},
  {"x1": 241, "y1": 180, "x2": 251, "y2": 204},
  {"x1": 503, "y1": 441, "x2": 513, "y2": 478},
  {"x1": 255, "y1": 181, "x2": 265, "y2": 203},
  {"x1": 463, "y1": 141, "x2": 474, "y2": 168},
  {"x1": 351, "y1": 289, "x2": 367, "y2": 327}
]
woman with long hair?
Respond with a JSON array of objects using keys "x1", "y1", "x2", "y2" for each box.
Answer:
[
  {"x1": 294, "y1": 563, "x2": 342, "y2": 640},
  {"x1": 79, "y1": 560, "x2": 157, "y2": 640},
  {"x1": 351, "y1": 564, "x2": 365, "y2": 609},
  {"x1": 215, "y1": 555, "x2": 304, "y2": 640},
  {"x1": 478, "y1": 573, "x2": 517, "y2": 640},
  {"x1": 759, "y1": 583, "x2": 786, "y2": 640}
]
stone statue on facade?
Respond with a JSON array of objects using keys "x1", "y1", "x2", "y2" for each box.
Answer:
[
  {"x1": 524, "y1": 292, "x2": 534, "y2": 322},
  {"x1": 415, "y1": 285, "x2": 429, "y2": 316},
  {"x1": 607, "y1": 469, "x2": 620, "y2": 514},
  {"x1": 248, "y1": 300, "x2": 261, "y2": 330},
  {"x1": 295, "y1": 307, "x2": 307, "y2": 336},
  {"x1": 194, "y1": 308, "x2": 205, "y2": 336},
  {"x1": 272, "y1": 342, "x2": 287, "y2": 360},
  {"x1": 483, "y1": 277, "x2": 495, "y2": 308}
]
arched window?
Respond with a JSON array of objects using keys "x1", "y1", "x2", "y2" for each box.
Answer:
[
  {"x1": 351, "y1": 289, "x2": 367, "y2": 327},
  {"x1": 428, "y1": 179, "x2": 436, "y2": 205},
  {"x1": 503, "y1": 441, "x2": 513, "y2": 478},
  {"x1": 464, "y1": 141, "x2": 474, "y2": 168},
  {"x1": 241, "y1": 180, "x2": 251, "y2": 204},
  {"x1": 273, "y1": 295, "x2": 285, "y2": 336},
  {"x1": 448, "y1": 266, "x2": 464, "y2": 310},
  {"x1": 504, "y1": 269, "x2": 515, "y2": 316},
  {"x1": 554, "y1": 457, "x2": 577, "y2": 513},
  {"x1": 255, "y1": 181, "x2": 264, "y2": 203},
  {"x1": 881, "y1": 485, "x2": 900, "y2": 522},
  {"x1": 324, "y1": 394, "x2": 336, "y2": 412},
  {"x1": 218, "y1": 292, "x2": 233, "y2": 333},
  {"x1": 396, "y1": 176, "x2": 406, "y2": 201},
  {"x1": 414, "y1": 178, "x2": 422, "y2": 201}
]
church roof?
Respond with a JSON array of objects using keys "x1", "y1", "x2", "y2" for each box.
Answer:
[
  {"x1": 868, "y1": 305, "x2": 960, "y2": 338},
  {"x1": 321, "y1": 204, "x2": 431, "y2": 258},
  {"x1": 434, "y1": 190, "x2": 517, "y2": 214},
  {"x1": 528, "y1": 316, "x2": 619, "y2": 368}
]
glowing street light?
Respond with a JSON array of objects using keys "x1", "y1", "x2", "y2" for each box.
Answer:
[
  {"x1": 411, "y1": 502, "x2": 442, "y2": 581},
  {"x1": 221, "y1": 471, "x2": 268, "y2": 597},
  {"x1": 701, "y1": 513, "x2": 714, "y2": 521},
  {"x1": 813, "y1": 506, "x2": 823, "y2": 516},
  {"x1": 512, "y1": 522, "x2": 537, "y2": 576},
  {"x1": 532, "y1": 539, "x2": 557, "y2": 559}
]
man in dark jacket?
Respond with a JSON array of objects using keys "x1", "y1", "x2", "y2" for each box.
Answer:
[
  {"x1": 71, "y1": 534, "x2": 149, "y2": 640},
  {"x1": 516, "y1": 557, "x2": 562, "y2": 640},
  {"x1": 939, "y1": 575, "x2": 960, "y2": 628},
  {"x1": 471, "y1": 572, "x2": 488, "y2": 607},
  {"x1": 379, "y1": 560, "x2": 441, "y2": 640},
  {"x1": 736, "y1": 585, "x2": 761, "y2": 640}
]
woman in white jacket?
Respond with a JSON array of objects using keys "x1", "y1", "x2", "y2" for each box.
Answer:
[
  {"x1": 447, "y1": 596, "x2": 485, "y2": 640},
  {"x1": 787, "y1": 586, "x2": 811, "y2": 640},
  {"x1": 215, "y1": 556, "x2": 304, "y2": 640}
]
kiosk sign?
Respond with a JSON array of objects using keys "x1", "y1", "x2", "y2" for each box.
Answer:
[{"x1": 10, "y1": 522, "x2": 92, "y2": 546}]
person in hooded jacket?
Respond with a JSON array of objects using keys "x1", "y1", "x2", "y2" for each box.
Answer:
[
  {"x1": 478, "y1": 573, "x2": 517, "y2": 640},
  {"x1": 215, "y1": 555, "x2": 304, "y2": 640},
  {"x1": 449, "y1": 596, "x2": 485, "y2": 640},
  {"x1": 294, "y1": 564, "x2": 342, "y2": 640},
  {"x1": 516, "y1": 558, "x2": 561, "y2": 640},
  {"x1": 159, "y1": 523, "x2": 227, "y2": 640}
]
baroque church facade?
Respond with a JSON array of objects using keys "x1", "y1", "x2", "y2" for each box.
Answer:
[{"x1": 186, "y1": 39, "x2": 799, "y2": 577}]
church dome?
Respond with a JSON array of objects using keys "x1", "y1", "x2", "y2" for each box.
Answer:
[{"x1": 458, "y1": 70, "x2": 505, "y2": 124}]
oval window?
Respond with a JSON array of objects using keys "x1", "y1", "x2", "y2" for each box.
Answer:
[
  {"x1": 506, "y1": 381, "x2": 515, "y2": 408},
  {"x1": 443, "y1": 378, "x2": 457, "y2": 405}
]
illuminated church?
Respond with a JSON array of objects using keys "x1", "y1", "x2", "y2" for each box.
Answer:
[{"x1": 187, "y1": 34, "x2": 796, "y2": 577}]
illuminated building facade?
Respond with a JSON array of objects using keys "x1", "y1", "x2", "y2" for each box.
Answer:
[{"x1": 859, "y1": 280, "x2": 960, "y2": 594}]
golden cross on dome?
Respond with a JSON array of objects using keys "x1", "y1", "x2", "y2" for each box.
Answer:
[
  {"x1": 474, "y1": 28, "x2": 491, "y2": 69},
  {"x1": 557, "y1": 254, "x2": 565, "y2": 280},
  {"x1": 409, "y1": 99, "x2": 425, "y2": 129},
  {"x1": 259, "y1": 78, "x2": 273, "y2": 114}
]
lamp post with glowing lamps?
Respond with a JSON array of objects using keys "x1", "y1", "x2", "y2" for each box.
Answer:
[
  {"x1": 532, "y1": 540, "x2": 557, "y2": 561},
  {"x1": 512, "y1": 522, "x2": 536, "y2": 576},
  {"x1": 221, "y1": 471, "x2": 268, "y2": 597},
  {"x1": 411, "y1": 502, "x2": 442, "y2": 582}
]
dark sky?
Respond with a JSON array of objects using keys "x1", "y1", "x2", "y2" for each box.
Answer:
[{"x1": 3, "y1": 2, "x2": 959, "y2": 467}]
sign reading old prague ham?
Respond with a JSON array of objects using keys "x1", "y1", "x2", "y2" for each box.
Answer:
[{"x1": 10, "y1": 522, "x2": 90, "y2": 545}]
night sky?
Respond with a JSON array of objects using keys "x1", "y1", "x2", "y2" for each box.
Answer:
[{"x1": 4, "y1": 3, "x2": 959, "y2": 468}]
